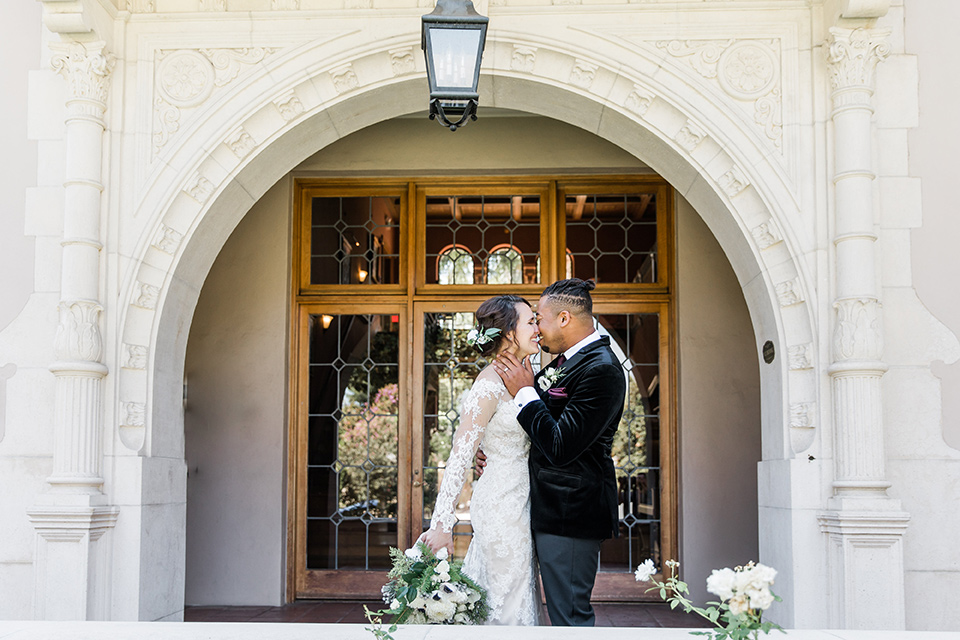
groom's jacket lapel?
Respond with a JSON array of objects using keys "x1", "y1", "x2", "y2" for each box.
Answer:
[{"x1": 535, "y1": 337, "x2": 611, "y2": 399}]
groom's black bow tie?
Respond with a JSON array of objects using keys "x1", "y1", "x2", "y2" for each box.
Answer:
[{"x1": 552, "y1": 354, "x2": 567, "y2": 368}]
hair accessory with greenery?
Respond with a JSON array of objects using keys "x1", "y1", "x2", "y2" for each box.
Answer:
[{"x1": 466, "y1": 325, "x2": 501, "y2": 348}]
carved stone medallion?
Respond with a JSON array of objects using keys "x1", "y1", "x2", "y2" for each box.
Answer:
[
  {"x1": 718, "y1": 41, "x2": 778, "y2": 100},
  {"x1": 157, "y1": 50, "x2": 215, "y2": 108}
]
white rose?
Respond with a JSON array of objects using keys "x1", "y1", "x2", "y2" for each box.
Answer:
[
  {"x1": 435, "y1": 559, "x2": 450, "y2": 575},
  {"x1": 634, "y1": 559, "x2": 657, "y2": 583},
  {"x1": 409, "y1": 594, "x2": 427, "y2": 610},
  {"x1": 389, "y1": 598, "x2": 401, "y2": 610},
  {"x1": 436, "y1": 548, "x2": 449, "y2": 560},
  {"x1": 749, "y1": 563, "x2": 777, "y2": 589},
  {"x1": 706, "y1": 568, "x2": 737, "y2": 601},
  {"x1": 425, "y1": 596, "x2": 457, "y2": 622},
  {"x1": 407, "y1": 611, "x2": 427, "y2": 624},
  {"x1": 746, "y1": 586, "x2": 775, "y2": 611},
  {"x1": 728, "y1": 594, "x2": 750, "y2": 616},
  {"x1": 454, "y1": 612, "x2": 470, "y2": 624},
  {"x1": 405, "y1": 546, "x2": 422, "y2": 560}
]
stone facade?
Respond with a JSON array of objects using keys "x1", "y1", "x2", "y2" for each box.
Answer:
[{"x1": 0, "y1": 0, "x2": 958, "y2": 631}]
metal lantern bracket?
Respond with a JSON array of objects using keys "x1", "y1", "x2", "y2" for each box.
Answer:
[{"x1": 421, "y1": 0, "x2": 489, "y2": 131}]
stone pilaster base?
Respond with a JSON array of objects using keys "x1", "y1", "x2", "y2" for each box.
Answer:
[
  {"x1": 817, "y1": 508, "x2": 910, "y2": 629},
  {"x1": 27, "y1": 506, "x2": 119, "y2": 620}
]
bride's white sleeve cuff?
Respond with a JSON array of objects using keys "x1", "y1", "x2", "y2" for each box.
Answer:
[{"x1": 514, "y1": 386, "x2": 540, "y2": 410}]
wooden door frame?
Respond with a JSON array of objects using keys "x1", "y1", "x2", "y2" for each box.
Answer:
[
  {"x1": 289, "y1": 302, "x2": 411, "y2": 599},
  {"x1": 287, "y1": 176, "x2": 677, "y2": 602}
]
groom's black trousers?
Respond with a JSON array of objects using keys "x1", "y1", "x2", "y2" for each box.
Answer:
[{"x1": 534, "y1": 531, "x2": 603, "y2": 626}]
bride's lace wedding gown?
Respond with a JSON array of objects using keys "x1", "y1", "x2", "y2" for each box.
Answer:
[{"x1": 426, "y1": 371, "x2": 540, "y2": 626}]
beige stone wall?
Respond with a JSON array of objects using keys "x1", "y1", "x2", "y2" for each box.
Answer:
[
  {"x1": 0, "y1": 3, "x2": 40, "y2": 330},
  {"x1": 184, "y1": 177, "x2": 291, "y2": 606},
  {"x1": 676, "y1": 196, "x2": 761, "y2": 605}
]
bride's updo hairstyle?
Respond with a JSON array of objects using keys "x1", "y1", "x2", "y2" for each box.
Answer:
[{"x1": 472, "y1": 294, "x2": 532, "y2": 357}]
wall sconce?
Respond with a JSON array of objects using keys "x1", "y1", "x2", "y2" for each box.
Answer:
[
  {"x1": 358, "y1": 268, "x2": 368, "y2": 283},
  {"x1": 321, "y1": 314, "x2": 334, "y2": 329}
]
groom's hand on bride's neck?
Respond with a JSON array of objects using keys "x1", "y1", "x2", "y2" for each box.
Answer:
[{"x1": 495, "y1": 352, "x2": 535, "y2": 396}]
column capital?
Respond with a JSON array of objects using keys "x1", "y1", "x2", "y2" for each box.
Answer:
[
  {"x1": 50, "y1": 41, "x2": 116, "y2": 107},
  {"x1": 826, "y1": 27, "x2": 891, "y2": 92},
  {"x1": 54, "y1": 300, "x2": 104, "y2": 364},
  {"x1": 832, "y1": 297, "x2": 883, "y2": 363}
]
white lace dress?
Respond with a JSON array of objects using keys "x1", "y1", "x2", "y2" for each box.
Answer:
[{"x1": 426, "y1": 373, "x2": 540, "y2": 626}]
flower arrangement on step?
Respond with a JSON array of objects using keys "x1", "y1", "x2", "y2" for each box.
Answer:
[
  {"x1": 365, "y1": 541, "x2": 488, "y2": 640},
  {"x1": 635, "y1": 559, "x2": 785, "y2": 640}
]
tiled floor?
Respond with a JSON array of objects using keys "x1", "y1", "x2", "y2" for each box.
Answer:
[{"x1": 184, "y1": 601, "x2": 712, "y2": 628}]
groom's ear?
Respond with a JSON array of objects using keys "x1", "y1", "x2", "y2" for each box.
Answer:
[{"x1": 557, "y1": 310, "x2": 571, "y2": 327}]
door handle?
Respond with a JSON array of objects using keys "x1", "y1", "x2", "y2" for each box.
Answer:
[{"x1": 413, "y1": 480, "x2": 422, "y2": 487}]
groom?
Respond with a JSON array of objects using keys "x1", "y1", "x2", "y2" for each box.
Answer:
[{"x1": 495, "y1": 278, "x2": 626, "y2": 626}]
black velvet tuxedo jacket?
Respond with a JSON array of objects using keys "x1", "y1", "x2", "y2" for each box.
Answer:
[{"x1": 518, "y1": 336, "x2": 626, "y2": 540}]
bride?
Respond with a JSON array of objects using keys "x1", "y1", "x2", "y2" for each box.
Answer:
[{"x1": 420, "y1": 294, "x2": 542, "y2": 626}]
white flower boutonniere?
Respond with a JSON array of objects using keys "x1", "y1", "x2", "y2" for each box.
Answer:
[{"x1": 538, "y1": 367, "x2": 565, "y2": 392}]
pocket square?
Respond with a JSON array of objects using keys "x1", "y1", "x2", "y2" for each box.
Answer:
[{"x1": 547, "y1": 387, "x2": 567, "y2": 399}]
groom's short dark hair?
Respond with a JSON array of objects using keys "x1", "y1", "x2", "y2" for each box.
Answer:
[{"x1": 541, "y1": 278, "x2": 596, "y2": 316}]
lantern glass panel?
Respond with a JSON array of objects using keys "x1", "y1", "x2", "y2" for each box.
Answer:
[{"x1": 428, "y1": 27, "x2": 481, "y2": 89}]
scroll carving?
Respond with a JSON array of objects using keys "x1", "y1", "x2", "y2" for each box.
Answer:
[
  {"x1": 134, "y1": 283, "x2": 160, "y2": 310},
  {"x1": 512, "y1": 46, "x2": 537, "y2": 73},
  {"x1": 751, "y1": 220, "x2": 783, "y2": 250},
  {"x1": 123, "y1": 345, "x2": 148, "y2": 370},
  {"x1": 184, "y1": 174, "x2": 215, "y2": 203},
  {"x1": 389, "y1": 48, "x2": 416, "y2": 76},
  {"x1": 153, "y1": 225, "x2": 184, "y2": 254},
  {"x1": 330, "y1": 65, "x2": 360, "y2": 94},
  {"x1": 624, "y1": 85, "x2": 654, "y2": 117},
  {"x1": 570, "y1": 60, "x2": 597, "y2": 89},
  {"x1": 788, "y1": 344, "x2": 814, "y2": 370},
  {"x1": 776, "y1": 279, "x2": 804, "y2": 307},
  {"x1": 675, "y1": 121, "x2": 706, "y2": 152},
  {"x1": 275, "y1": 93, "x2": 304, "y2": 121},
  {"x1": 719, "y1": 166, "x2": 750, "y2": 197}
]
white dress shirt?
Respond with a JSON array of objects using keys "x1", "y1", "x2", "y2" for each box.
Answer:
[{"x1": 514, "y1": 330, "x2": 602, "y2": 410}]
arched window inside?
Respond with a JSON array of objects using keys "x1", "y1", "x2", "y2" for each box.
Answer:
[
  {"x1": 437, "y1": 245, "x2": 476, "y2": 285},
  {"x1": 536, "y1": 249, "x2": 575, "y2": 282},
  {"x1": 486, "y1": 245, "x2": 524, "y2": 285}
]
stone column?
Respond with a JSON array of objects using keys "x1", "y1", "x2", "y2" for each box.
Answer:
[
  {"x1": 27, "y1": 40, "x2": 119, "y2": 621},
  {"x1": 818, "y1": 27, "x2": 909, "y2": 630}
]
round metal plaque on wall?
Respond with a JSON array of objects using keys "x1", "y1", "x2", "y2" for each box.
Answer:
[{"x1": 762, "y1": 340, "x2": 776, "y2": 364}]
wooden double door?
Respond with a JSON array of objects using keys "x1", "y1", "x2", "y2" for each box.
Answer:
[{"x1": 289, "y1": 178, "x2": 676, "y2": 601}]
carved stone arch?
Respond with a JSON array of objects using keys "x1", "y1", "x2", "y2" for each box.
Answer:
[{"x1": 116, "y1": 30, "x2": 818, "y2": 472}]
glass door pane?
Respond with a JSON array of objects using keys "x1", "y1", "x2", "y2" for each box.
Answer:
[
  {"x1": 305, "y1": 312, "x2": 401, "y2": 572},
  {"x1": 594, "y1": 311, "x2": 663, "y2": 573}
]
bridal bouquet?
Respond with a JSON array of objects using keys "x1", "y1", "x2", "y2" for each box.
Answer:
[
  {"x1": 365, "y1": 542, "x2": 488, "y2": 639},
  {"x1": 635, "y1": 559, "x2": 784, "y2": 640}
]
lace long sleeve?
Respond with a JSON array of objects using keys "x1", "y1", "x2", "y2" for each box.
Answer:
[{"x1": 428, "y1": 377, "x2": 504, "y2": 533}]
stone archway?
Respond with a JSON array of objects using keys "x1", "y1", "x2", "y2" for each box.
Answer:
[{"x1": 112, "y1": 32, "x2": 818, "y2": 623}]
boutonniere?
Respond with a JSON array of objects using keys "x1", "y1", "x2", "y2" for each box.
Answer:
[{"x1": 538, "y1": 367, "x2": 565, "y2": 392}]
